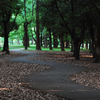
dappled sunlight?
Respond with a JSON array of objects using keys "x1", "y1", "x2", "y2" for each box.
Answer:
[
  {"x1": 80, "y1": 55, "x2": 93, "y2": 58},
  {"x1": 0, "y1": 88, "x2": 11, "y2": 90}
]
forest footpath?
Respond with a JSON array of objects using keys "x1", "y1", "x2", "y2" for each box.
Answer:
[
  {"x1": 0, "y1": 50, "x2": 100, "y2": 100},
  {"x1": 0, "y1": 51, "x2": 67, "y2": 100},
  {"x1": 28, "y1": 50, "x2": 100, "y2": 89}
]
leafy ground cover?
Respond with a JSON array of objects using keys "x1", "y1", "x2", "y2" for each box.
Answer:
[
  {"x1": 29, "y1": 50, "x2": 100, "y2": 89},
  {"x1": 0, "y1": 50, "x2": 99, "y2": 100},
  {"x1": 0, "y1": 51, "x2": 67, "y2": 100}
]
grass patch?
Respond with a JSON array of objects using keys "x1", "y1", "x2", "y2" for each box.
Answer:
[
  {"x1": 9, "y1": 45, "x2": 71, "y2": 52},
  {"x1": 6, "y1": 45, "x2": 89, "y2": 52}
]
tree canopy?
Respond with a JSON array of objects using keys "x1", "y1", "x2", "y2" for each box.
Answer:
[{"x1": 0, "y1": 0, "x2": 100, "y2": 62}]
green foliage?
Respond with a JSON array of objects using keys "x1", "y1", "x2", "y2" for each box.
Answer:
[{"x1": 0, "y1": 0, "x2": 23, "y2": 37}]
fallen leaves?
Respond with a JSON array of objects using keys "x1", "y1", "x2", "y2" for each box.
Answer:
[
  {"x1": 0, "y1": 51, "x2": 67, "y2": 100},
  {"x1": 28, "y1": 50, "x2": 100, "y2": 89}
]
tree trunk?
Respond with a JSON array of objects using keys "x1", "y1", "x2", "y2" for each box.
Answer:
[
  {"x1": 74, "y1": 42, "x2": 80, "y2": 60},
  {"x1": 53, "y1": 33, "x2": 58, "y2": 48},
  {"x1": 92, "y1": 40, "x2": 96, "y2": 58},
  {"x1": 17, "y1": 37, "x2": 19, "y2": 45},
  {"x1": 44, "y1": 34, "x2": 47, "y2": 48},
  {"x1": 86, "y1": 40, "x2": 88, "y2": 49},
  {"x1": 88, "y1": 1, "x2": 100, "y2": 62},
  {"x1": 82, "y1": 43, "x2": 84, "y2": 49},
  {"x1": 66, "y1": 41, "x2": 70, "y2": 48},
  {"x1": 89, "y1": 40, "x2": 92, "y2": 53},
  {"x1": 60, "y1": 35, "x2": 65, "y2": 51},
  {"x1": 3, "y1": 33, "x2": 9, "y2": 54},
  {"x1": 2, "y1": 21, "x2": 10, "y2": 54},
  {"x1": 95, "y1": 30, "x2": 100, "y2": 62},
  {"x1": 24, "y1": 23, "x2": 29, "y2": 50},
  {"x1": 40, "y1": 34, "x2": 42, "y2": 46},
  {"x1": 36, "y1": 0, "x2": 41, "y2": 50},
  {"x1": 71, "y1": 39, "x2": 74, "y2": 52},
  {"x1": 49, "y1": 29, "x2": 52, "y2": 50},
  {"x1": 89, "y1": 21, "x2": 96, "y2": 58}
]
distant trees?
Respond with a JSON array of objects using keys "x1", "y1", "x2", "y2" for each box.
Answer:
[
  {"x1": 39, "y1": 0, "x2": 100, "y2": 62},
  {"x1": 0, "y1": 0, "x2": 100, "y2": 63}
]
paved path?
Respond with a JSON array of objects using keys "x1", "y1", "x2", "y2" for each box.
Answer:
[{"x1": 9, "y1": 50, "x2": 100, "y2": 100}]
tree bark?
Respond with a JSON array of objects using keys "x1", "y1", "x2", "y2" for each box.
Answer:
[
  {"x1": 2, "y1": 21, "x2": 10, "y2": 54},
  {"x1": 48, "y1": 29, "x2": 52, "y2": 50},
  {"x1": 89, "y1": 20, "x2": 96, "y2": 58},
  {"x1": 88, "y1": 1, "x2": 100, "y2": 62},
  {"x1": 60, "y1": 34, "x2": 65, "y2": 51},
  {"x1": 86, "y1": 40, "x2": 88, "y2": 50},
  {"x1": 89, "y1": 39, "x2": 92, "y2": 53},
  {"x1": 23, "y1": 23, "x2": 29, "y2": 50},
  {"x1": 95, "y1": 30, "x2": 100, "y2": 62},
  {"x1": 40, "y1": 34, "x2": 42, "y2": 46},
  {"x1": 71, "y1": 39, "x2": 74, "y2": 52},
  {"x1": 53, "y1": 33, "x2": 58, "y2": 48},
  {"x1": 36, "y1": 0, "x2": 41, "y2": 50},
  {"x1": 74, "y1": 42, "x2": 80, "y2": 60},
  {"x1": 44, "y1": 34, "x2": 47, "y2": 48}
]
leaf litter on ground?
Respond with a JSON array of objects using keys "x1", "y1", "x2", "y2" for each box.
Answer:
[
  {"x1": 29, "y1": 50, "x2": 100, "y2": 89},
  {"x1": 0, "y1": 51, "x2": 67, "y2": 100}
]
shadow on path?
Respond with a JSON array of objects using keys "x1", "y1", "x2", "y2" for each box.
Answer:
[{"x1": 9, "y1": 50, "x2": 100, "y2": 100}]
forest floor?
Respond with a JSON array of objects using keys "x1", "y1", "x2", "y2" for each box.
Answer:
[
  {"x1": 28, "y1": 50, "x2": 100, "y2": 89},
  {"x1": 0, "y1": 51, "x2": 67, "y2": 100},
  {"x1": 0, "y1": 50, "x2": 100, "y2": 100}
]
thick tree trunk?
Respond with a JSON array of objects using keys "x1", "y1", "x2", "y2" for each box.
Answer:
[
  {"x1": 49, "y1": 29, "x2": 52, "y2": 50},
  {"x1": 2, "y1": 21, "x2": 10, "y2": 54},
  {"x1": 60, "y1": 35, "x2": 65, "y2": 51},
  {"x1": 74, "y1": 42, "x2": 80, "y2": 60},
  {"x1": 95, "y1": 45, "x2": 100, "y2": 62},
  {"x1": 89, "y1": 22, "x2": 96, "y2": 58},
  {"x1": 95, "y1": 31, "x2": 100, "y2": 62},
  {"x1": 3, "y1": 33, "x2": 9, "y2": 54},
  {"x1": 23, "y1": 23, "x2": 29, "y2": 50},
  {"x1": 36, "y1": 0, "x2": 41, "y2": 50},
  {"x1": 88, "y1": 1, "x2": 100, "y2": 62}
]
